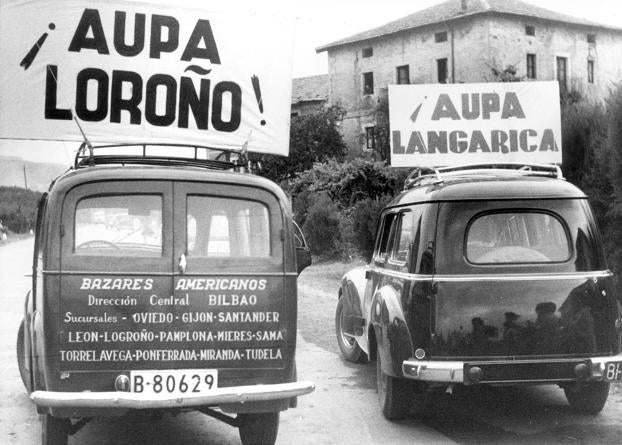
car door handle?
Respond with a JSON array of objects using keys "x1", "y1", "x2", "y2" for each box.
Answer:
[{"x1": 178, "y1": 253, "x2": 187, "y2": 274}]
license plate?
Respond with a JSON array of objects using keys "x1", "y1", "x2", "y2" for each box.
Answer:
[
  {"x1": 130, "y1": 369, "x2": 218, "y2": 396},
  {"x1": 604, "y1": 362, "x2": 622, "y2": 381}
]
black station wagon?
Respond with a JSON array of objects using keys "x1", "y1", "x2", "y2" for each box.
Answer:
[
  {"x1": 16, "y1": 144, "x2": 313, "y2": 445},
  {"x1": 336, "y1": 164, "x2": 622, "y2": 419}
]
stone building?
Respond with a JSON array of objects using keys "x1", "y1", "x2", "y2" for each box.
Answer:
[
  {"x1": 316, "y1": 0, "x2": 622, "y2": 156},
  {"x1": 291, "y1": 74, "x2": 328, "y2": 117}
]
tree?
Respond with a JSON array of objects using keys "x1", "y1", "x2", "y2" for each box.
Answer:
[
  {"x1": 0, "y1": 186, "x2": 41, "y2": 233},
  {"x1": 604, "y1": 84, "x2": 622, "y2": 282},
  {"x1": 250, "y1": 105, "x2": 347, "y2": 183}
]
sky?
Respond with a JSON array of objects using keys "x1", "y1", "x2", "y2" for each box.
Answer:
[{"x1": 1, "y1": 0, "x2": 621, "y2": 165}]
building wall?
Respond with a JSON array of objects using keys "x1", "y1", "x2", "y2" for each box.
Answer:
[
  {"x1": 326, "y1": 14, "x2": 622, "y2": 156},
  {"x1": 291, "y1": 100, "x2": 326, "y2": 117},
  {"x1": 327, "y1": 17, "x2": 490, "y2": 156},
  {"x1": 487, "y1": 15, "x2": 622, "y2": 100}
]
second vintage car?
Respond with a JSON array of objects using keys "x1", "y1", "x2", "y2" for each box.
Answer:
[{"x1": 336, "y1": 163, "x2": 622, "y2": 419}]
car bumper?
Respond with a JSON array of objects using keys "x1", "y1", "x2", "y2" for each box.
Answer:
[
  {"x1": 402, "y1": 355, "x2": 622, "y2": 384},
  {"x1": 31, "y1": 381, "x2": 315, "y2": 409}
]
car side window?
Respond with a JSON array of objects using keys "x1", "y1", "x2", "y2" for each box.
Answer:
[
  {"x1": 374, "y1": 212, "x2": 396, "y2": 264},
  {"x1": 389, "y1": 211, "x2": 413, "y2": 266}
]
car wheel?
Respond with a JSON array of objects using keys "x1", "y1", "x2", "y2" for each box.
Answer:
[
  {"x1": 564, "y1": 381, "x2": 610, "y2": 415},
  {"x1": 16, "y1": 320, "x2": 30, "y2": 391},
  {"x1": 238, "y1": 412, "x2": 279, "y2": 445},
  {"x1": 376, "y1": 352, "x2": 412, "y2": 420},
  {"x1": 335, "y1": 297, "x2": 365, "y2": 363},
  {"x1": 41, "y1": 414, "x2": 69, "y2": 445}
]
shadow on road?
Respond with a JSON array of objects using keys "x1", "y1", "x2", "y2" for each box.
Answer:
[{"x1": 346, "y1": 356, "x2": 622, "y2": 444}]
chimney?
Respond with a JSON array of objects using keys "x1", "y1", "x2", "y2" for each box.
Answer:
[{"x1": 461, "y1": 0, "x2": 467, "y2": 11}]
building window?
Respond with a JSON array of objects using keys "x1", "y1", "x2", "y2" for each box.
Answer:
[
  {"x1": 556, "y1": 57, "x2": 568, "y2": 90},
  {"x1": 363, "y1": 72, "x2": 374, "y2": 94},
  {"x1": 290, "y1": 112, "x2": 299, "y2": 118},
  {"x1": 587, "y1": 33, "x2": 596, "y2": 44},
  {"x1": 437, "y1": 58, "x2": 448, "y2": 84},
  {"x1": 526, "y1": 54, "x2": 536, "y2": 79},
  {"x1": 362, "y1": 47, "x2": 373, "y2": 58},
  {"x1": 525, "y1": 25, "x2": 535, "y2": 36},
  {"x1": 588, "y1": 60, "x2": 594, "y2": 83},
  {"x1": 435, "y1": 31, "x2": 448, "y2": 43},
  {"x1": 396, "y1": 65, "x2": 410, "y2": 84},
  {"x1": 365, "y1": 127, "x2": 376, "y2": 150}
]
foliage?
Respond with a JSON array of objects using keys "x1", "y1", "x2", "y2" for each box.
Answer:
[
  {"x1": 561, "y1": 101, "x2": 607, "y2": 187},
  {"x1": 288, "y1": 159, "x2": 407, "y2": 259},
  {"x1": 603, "y1": 84, "x2": 622, "y2": 281},
  {"x1": 301, "y1": 193, "x2": 342, "y2": 257},
  {"x1": 289, "y1": 158, "x2": 407, "y2": 210},
  {"x1": 559, "y1": 85, "x2": 622, "y2": 289},
  {"x1": 347, "y1": 195, "x2": 393, "y2": 261},
  {"x1": 372, "y1": 94, "x2": 391, "y2": 162},
  {"x1": 0, "y1": 186, "x2": 41, "y2": 233},
  {"x1": 250, "y1": 105, "x2": 347, "y2": 183},
  {"x1": 490, "y1": 64, "x2": 523, "y2": 82}
]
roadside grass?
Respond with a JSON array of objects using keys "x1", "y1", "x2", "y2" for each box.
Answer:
[{"x1": 297, "y1": 258, "x2": 366, "y2": 354}]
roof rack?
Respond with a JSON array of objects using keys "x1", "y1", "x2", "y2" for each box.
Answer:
[
  {"x1": 403, "y1": 163, "x2": 564, "y2": 190},
  {"x1": 74, "y1": 143, "x2": 244, "y2": 171}
]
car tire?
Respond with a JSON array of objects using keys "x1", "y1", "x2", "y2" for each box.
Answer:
[
  {"x1": 335, "y1": 297, "x2": 366, "y2": 363},
  {"x1": 41, "y1": 414, "x2": 69, "y2": 445},
  {"x1": 238, "y1": 412, "x2": 279, "y2": 445},
  {"x1": 16, "y1": 320, "x2": 30, "y2": 391},
  {"x1": 376, "y1": 352, "x2": 412, "y2": 420},
  {"x1": 564, "y1": 381, "x2": 610, "y2": 415}
]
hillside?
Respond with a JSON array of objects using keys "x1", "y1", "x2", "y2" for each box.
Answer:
[{"x1": 0, "y1": 156, "x2": 68, "y2": 192}]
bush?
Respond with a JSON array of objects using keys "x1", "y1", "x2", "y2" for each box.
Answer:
[
  {"x1": 561, "y1": 101, "x2": 607, "y2": 187},
  {"x1": 289, "y1": 158, "x2": 408, "y2": 209},
  {"x1": 301, "y1": 194, "x2": 342, "y2": 258},
  {"x1": 0, "y1": 186, "x2": 41, "y2": 233},
  {"x1": 347, "y1": 195, "x2": 393, "y2": 261}
]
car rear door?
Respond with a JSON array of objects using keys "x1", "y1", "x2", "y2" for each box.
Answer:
[
  {"x1": 171, "y1": 182, "x2": 290, "y2": 386},
  {"x1": 57, "y1": 181, "x2": 174, "y2": 379}
]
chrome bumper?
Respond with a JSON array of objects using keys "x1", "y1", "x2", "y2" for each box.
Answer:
[
  {"x1": 402, "y1": 355, "x2": 622, "y2": 384},
  {"x1": 31, "y1": 381, "x2": 315, "y2": 409}
]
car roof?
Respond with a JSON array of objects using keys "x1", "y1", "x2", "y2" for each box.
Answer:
[
  {"x1": 388, "y1": 174, "x2": 586, "y2": 207},
  {"x1": 47, "y1": 164, "x2": 291, "y2": 208}
]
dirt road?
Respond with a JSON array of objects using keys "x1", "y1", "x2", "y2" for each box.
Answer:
[{"x1": 3, "y1": 239, "x2": 622, "y2": 444}]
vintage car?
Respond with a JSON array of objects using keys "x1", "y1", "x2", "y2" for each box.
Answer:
[
  {"x1": 336, "y1": 164, "x2": 622, "y2": 419},
  {"x1": 16, "y1": 144, "x2": 313, "y2": 445}
]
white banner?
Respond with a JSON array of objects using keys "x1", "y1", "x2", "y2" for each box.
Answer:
[
  {"x1": 388, "y1": 81, "x2": 562, "y2": 167},
  {"x1": 0, "y1": 1, "x2": 294, "y2": 156}
]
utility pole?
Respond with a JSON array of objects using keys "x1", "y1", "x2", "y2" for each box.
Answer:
[{"x1": 23, "y1": 164, "x2": 28, "y2": 189}]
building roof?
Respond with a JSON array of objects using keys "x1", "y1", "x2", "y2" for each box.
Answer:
[
  {"x1": 291, "y1": 74, "x2": 328, "y2": 104},
  {"x1": 316, "y1": 0, "x2": 620, "y2": 52}
]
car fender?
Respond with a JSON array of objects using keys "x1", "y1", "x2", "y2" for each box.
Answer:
[
  {"x1": 339, "y1": 266, "x2": 369, "y2": 352},
  {"x1": 370, "y1": 285, "x2": 414, "y2": 377},
  {"x1": 31, "y1": 309, "x2": 46, "y2": 391},
  {"x1": 21, "y1": 290, "x2": 34, "y2": 392}
]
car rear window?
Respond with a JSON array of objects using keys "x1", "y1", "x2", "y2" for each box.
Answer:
[
  {"x1": 187, "y1": 196, "x2": 270, "y2": 257},
  {"x1": 466, "y1": 212, "x2": 571, "y2": 264},
  {"x1": 74, "y1": 195, "x2": 162, "y2": 257}
]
